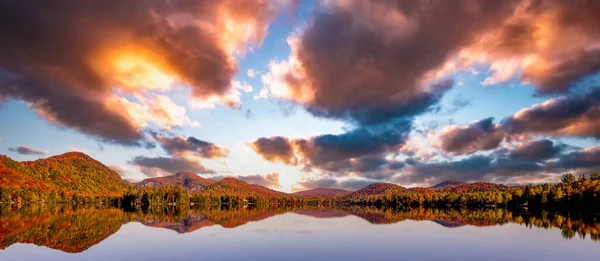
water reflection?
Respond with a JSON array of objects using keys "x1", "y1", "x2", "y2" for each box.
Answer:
[{"x1": 1, "y1": 205, "x2": 599, "y2": 254}]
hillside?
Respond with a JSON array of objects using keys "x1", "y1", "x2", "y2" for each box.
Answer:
[
  {"x1": 292, "y1": 188, "x2": 351, "y2": 197},
  {"x1": 136, "y1": 172, "x2": 215, "y2": 192},
  {"x1": 438, "y1": 182, "x2": 510, "y2": 193},
  {"x1": 431, "y1": 180, "x2": 466, "y2": 189},
  {"x1": 346, "y1": 183, "x2": 405, "y2": 198},
  {"x1": 203, "y1": 178, "x2": 287, "y2": 197},
  {"x1": 0, "y1": 152, "x2": 130, "y2": 197}
]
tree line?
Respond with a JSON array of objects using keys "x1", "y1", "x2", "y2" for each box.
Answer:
[{"x1": 2, "y1": 172, "x2": 600, "y2": 212}]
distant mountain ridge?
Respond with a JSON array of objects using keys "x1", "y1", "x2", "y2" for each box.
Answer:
[
  {"x1": 292, "y1": 188, "x2": 351, "y2": 197},
  {"x1": 136, "y1": 172, "x2": 215, "y2": 192}
]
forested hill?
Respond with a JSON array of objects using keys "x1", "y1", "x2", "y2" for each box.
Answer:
[
  {"x1": 0, "y1": 152, "x2": 130, "y2": 197},
  {"x1": 203, "y1": 178, "x2": 287, "y2": 197},
  {"x1": 135, "y1": 171, "x2": 216, "y2": 192}
]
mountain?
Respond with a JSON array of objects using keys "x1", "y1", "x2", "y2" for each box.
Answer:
[
  {"x1": 204, "y1": 178, "x2": 286, "y2": 197},
  {"x1": 346, "y1": 183, "x2": 405, "y2": 197},
  {"x1": 136, "y1": 172, "x2": 216, "y2": 192},
  {"x1": 431, "y1": 180, "x2": 466, "y2": 189},
  {"x1": 138, "y1": 213, "x2": 215, "y2": 233},
  {"x1": 0, "y1": 152, "x2": 130, "y2": 196},
  {"x1": 0, "y1": 207, "x2": 128, "y2": 253},
  {"x1": 292, "y1": 188, "x2": 351, "y2": 197}
]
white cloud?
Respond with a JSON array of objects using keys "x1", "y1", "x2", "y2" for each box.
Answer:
[{"x1": 247, "y1": 69, "x2": 258, "y2": 78}]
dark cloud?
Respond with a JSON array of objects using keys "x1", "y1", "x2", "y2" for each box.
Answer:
[
  {"x1": 0, "y1": 0, "x2": 289, "y2": 145},
  {"x1": 250, "y1": 136, "x2": 297, "y2": 164},
  {"x1": 251, "y1": 120, "x2": 411, "y2": 177},
  {"x1": 296, "y1": 120, "x2": 411, "y2": 166},
  {"x1": 298, "y1": 178, "x2": 373, "y2": 191},
  {"x1": 508, "y1": 139, "x2": 566, "y2": 162},
  {"x1": 8, "y1": 145, "x2": 47, "y2": 155},
  {"x1": 396, "y1": 155, "x2": 544, "y2": 186},
  {"x1": 155, "y1": 134, "x2": 227, "y2": 159},
  {"x1": 502, "y1": 89, "x2": 600, "y2": 138},
  {"x1": 438, "y1": 89, "x2": 600, "y2": 155},
  {"x1": 438, "y1": 117, "x2": 504, "y2": 155},
  {"x1": 396, "y1": 143, "x2": 600, "y2": 186},
  {"x1": 547, "y1": 146, "x2": 600, "y2": 172},
  {"x1": 129, "y1": 156, "x2": 214, "y2": 177},
  {"x1": 130, "y1": 133, "x2": 227, "y2": 177}
]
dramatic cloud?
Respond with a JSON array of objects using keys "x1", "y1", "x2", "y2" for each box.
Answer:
[
  {"x1": 8, "y1": 145, "x2": 48, "y2": 155},
  {"x1": 261, "y1": 0, "x2": 526, "y2": 124},
  {"x1": 0, "y1": 0, "x2": 294, "y2": 145},
  {"x1": 252, "y1": 0, "x2": 600, "y2": 188},
  {"x1": 438, "y1": 117, "x2": 505, "y2": 155},
  {"x1": 129, "y1": 156, "x2": 214, "y2": 177}
]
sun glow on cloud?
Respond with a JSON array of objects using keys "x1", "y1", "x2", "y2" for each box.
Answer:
[{"x1": 111, "y1": 52, "x2": 175, "y2": 91}]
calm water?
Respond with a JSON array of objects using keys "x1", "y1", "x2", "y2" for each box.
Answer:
[{"x1": 0, "y1": 205, "x2": 599, "y2": 261}]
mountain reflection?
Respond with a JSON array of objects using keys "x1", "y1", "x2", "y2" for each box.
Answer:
[{"x1": 1, "y1": 205, "x2": 599, "y2": 253}]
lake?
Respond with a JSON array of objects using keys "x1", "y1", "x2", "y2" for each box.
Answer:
[{"x1": 0, "y1": 205, "x2": 599, "y2": 261}]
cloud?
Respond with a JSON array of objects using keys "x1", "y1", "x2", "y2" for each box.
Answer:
[
  {"x1": 502, "y1": 89, "x2": 600, "y2": 138},
  {"x1": 154, "y1": 134, "x2": 228, "y2": 159},
  {"x1": 0, "y1": 0, "x2": 294, "y2": 145},
  {"x1": 298, "y1": 178, "x2": 372, "y2": 191},
  {"x1": 438, "y1": 117, "x2": 505, "y2": 155},
  {"x1": 261, "y1": 0, "x2": 523, "y2": 125},
  {"x1": 239, "y1": 173, "x2": 281, "y2": 188},
  {"x1": 9, "y1": 145, "x2": 48, "y2": 155},
  {"x1": 109, "y1": 164, "x2": 130, "y2": 177},
  {"x1": 130, "y1": 133, "x2": 228, "y2": 177},
  {"x1": 247, "y1": 69, "x2": 258, "y2": 78},
  {"x1": 436, "y1": 89, "x2": 600, "y2": 155},
  {"x1": 468, "y1": 0, "x2": 600, "y2": 94},
  {"x1": 547, "y1": 146, "x2": 600, "y2": 173},
  {"x1": 508, "y1": 139, "x2": 566, "y2": 162},
  {"x1": 212, "y1": 173, "x2": 281, "y2": 189},
  {"x1": 245, "y1": 109, "x2": 255, "y2": 119},
  {"x1": 129, "y1": 156, "x2": 214, "y2": 177},
  {"x1": 251, "y1": 120, "x2": 411, "y2": 173},
  {"x1": 249, "y1": 136, "x2": 297, "y2": 164}
]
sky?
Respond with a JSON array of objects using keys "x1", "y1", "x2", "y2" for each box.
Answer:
[{"x1": 0, "y1": 0, "x2": 599, "y2": 193}]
